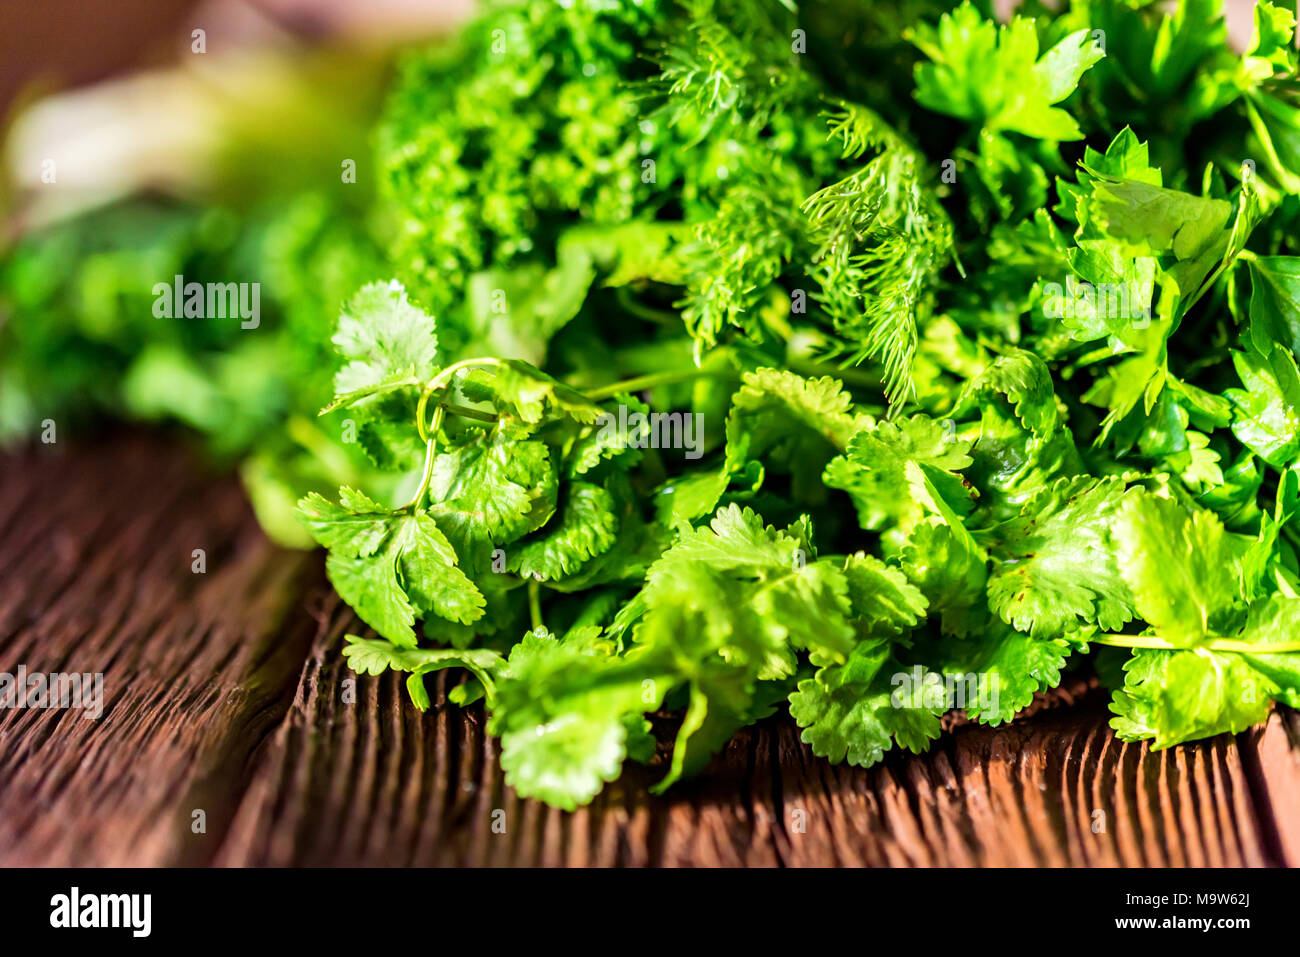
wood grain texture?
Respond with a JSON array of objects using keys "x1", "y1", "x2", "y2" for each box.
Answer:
[
  {"x1": 0, "y1": 436, "x2": 320, "y2": 866},
  {"x1": 1, "y1": 436, "x2": 1298, "y2": 866}
]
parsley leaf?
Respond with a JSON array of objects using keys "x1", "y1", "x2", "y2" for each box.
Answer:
[{"x1": 909, "y1": 2, "x2": 1103, "y2": 140}]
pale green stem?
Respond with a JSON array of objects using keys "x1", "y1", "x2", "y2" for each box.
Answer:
[
  {"x1": 403, "y1": 404, "x2": 446, "y2": 511},
  {"x1": 1092, "y1": 634, "x2": 1300, "y2": 654},
  {"x1": 441, "y1": 401, "x2": 497, "y2": 423},
  {"x1": 584, "y1": 367, "x2": 726, "y2": 401},
  {"x1": 527, "y1": 580, "x2": 545, "y2": 633}
]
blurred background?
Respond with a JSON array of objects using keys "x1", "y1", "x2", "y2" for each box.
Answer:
[
  {"x1": 0, "y1": 0, "x2": 475, "y2": 543},
  {"x1": 0, "y1": 0, "x2": 474, "y2": 226},
  {"x1": 0, "y1": 0, "x2": 1264, "y2": 231}
]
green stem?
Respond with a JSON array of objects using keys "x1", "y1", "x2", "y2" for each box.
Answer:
[
  {"x1": 1207, "y1": 638, "x2": 1300, "y2": 654},
  {"x1": 440, "y1": 401, "x2": 497, "y2": 424},
  {"x1": 584, "y1": 367, "x2": 727, "y2": 401},
  {"x1": 285, "y1": 415, "x2": 358, "y2": 484},
  {"x1": 415, "y1": 357, "x2": 507, "y2": 440},
  {"x1": 415, "y1": 386, "x2": 443, "y2": 443},
  {"x1": 1093, "y1": 634, "x2": 1300, "y2": 654},
  {"x1": 1091, "y1": 634, "x2": 1182, "y2": 650},
  {"x1": 403, "y1": 404, "x2": 445, "y2": 511},
  {"x1": 615, "y1": 287, "x2": 679, "y2": 326},
  {"x1": 416, "y1": 392, "x2": 496, "y2": 440},
  {"x1": 527, "y1": 580, "x2": 545, "y2": 633},
  {"x1": 319, "y1": 377, "x2": 420, "y2": 415},
  {"x1": 428, "y1": 356, "x2": 505, "y2": 394}
]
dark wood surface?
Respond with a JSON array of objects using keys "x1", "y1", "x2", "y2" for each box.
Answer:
[{"x1": 2, "y1": 435, "x2": 1298, "y2": 867}]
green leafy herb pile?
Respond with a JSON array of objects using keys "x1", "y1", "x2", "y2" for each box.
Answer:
[{"x1": 8, "y1": 0, "x2": 1300, "y2": 809}]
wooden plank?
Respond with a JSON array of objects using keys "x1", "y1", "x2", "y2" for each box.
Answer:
[
  {"x1": 0, "y1": 437, "x2": 320, "y2": 866},
  {"x1": 214, "y1": 596, "x2": 1294, "y2": 867},
  {"x1": 1240, "y1": 708, "x2": 1300, "y2": 865},
  {"x1": 3, "y1": 436, "x2": 1299, "y2": 866}
]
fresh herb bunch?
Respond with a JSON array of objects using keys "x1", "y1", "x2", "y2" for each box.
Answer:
[
  {"x1": 289, "y1": 0, "x2": 1300, "y2": 808},
  {"x1": 8, "y1": 0, "x2": 1300, "y2": 811}
]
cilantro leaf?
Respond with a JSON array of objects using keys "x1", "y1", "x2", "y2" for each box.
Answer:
[
  {"x1": 1111, "y1": 491, "x2": 1243, "y2": 645},
  {"x1": 824, "y1": 413, "x2": 975, "y2": 534},
  {"x1": 632, "y1": 505, "x2": 858, "y2": 787},
  {"x1": 460, "y1": 359, "x2": 603, "y2": 425},
  {"x1": 427, "y1": 428, "x2": 559, "y2": 560},
  {"x1": 842, "y1": 551, "x2": 928, "y2": 637},
  {"x1": 725, "y1": 368, "x2": 866, "y2": 502},
  {"x1": 1087, "y1": 176, "x2": 1233, "y2": 261},
  {"x1": 902, "y1": 518, "x2": 989, "y2": 638},
  {"x1": 507, "y1": 481, "x2": 620, "y2": 581},
  {"x1": 790, "y1": 642, "x2": 943, "y2": 768},
  {"x1": 341, "y1": 635, "x2": 501, "y2": 707},
  {"x1": 462, "y1": 254, "x2": 595, "y2": 367},
  {"x1": 956, "y1": 350, "x2": 1082, "y2": 518},
  {"x1": 298, "y1": 489, "x2": 486, "y2": 645},
  {"x1": 1111, "y1": 649, "x2": 1270, "y2": 747},
  {"x1": 565, "y1": 394, "x2": 650, "y2": 477},
  {"x1": 1246, "y1": 255, "x2": 1300, "y2": 357},
  {"x1": 985, "y1": 476, "x2": 1136, "y2": 638},
  {"x1": 490, "y1": 628, "x2": 665, "y2": 810},
  {"x1": 938, "y1": 623, "x2": 1072, "y2": 725},
  {"x1": 328, "y1": 281, "x2": 439, "y2": 409}
]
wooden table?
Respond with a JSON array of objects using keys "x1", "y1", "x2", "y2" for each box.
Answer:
[{"x1": 2, "y1": 435, "x2": 1298, "y2": 867}]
